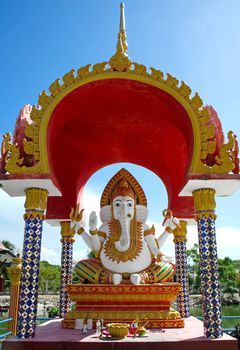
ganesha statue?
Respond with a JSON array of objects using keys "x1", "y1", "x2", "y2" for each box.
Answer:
[{"x1": 71, "y1": 168, "x2": 179, "y2": 285}]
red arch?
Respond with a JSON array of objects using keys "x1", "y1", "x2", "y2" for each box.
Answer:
[{"x1": 47, "y1": 79, "x2": 194, "y2": 220}]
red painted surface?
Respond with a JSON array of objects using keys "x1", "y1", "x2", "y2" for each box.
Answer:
[
  {"x1": 2, "y1": 318, "x2": 238, "y2": 350},
  {"x1": 46, "y1": 79, "x2": 195, "y2": 219}
]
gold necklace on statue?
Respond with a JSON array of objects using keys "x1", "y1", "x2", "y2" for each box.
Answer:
[{"x1": 104, "y1": 219, "x2": 143, "y2": 263}]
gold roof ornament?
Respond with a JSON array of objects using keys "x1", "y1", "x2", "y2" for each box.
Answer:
[{"x1": 109, "y1": 2, "x2": 132, "y2": 72}]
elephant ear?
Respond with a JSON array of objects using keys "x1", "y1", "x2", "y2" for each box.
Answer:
[
  {"x1": 136, "y1": 205, "x2": 148, "y2": 223},
  {"x1": 100, "y1": 205, "x2": 111, "y2": 223}
]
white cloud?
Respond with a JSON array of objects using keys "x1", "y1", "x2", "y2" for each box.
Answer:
[{"x1": 41, "y1": 246, "x2": 60, "y2": 265}]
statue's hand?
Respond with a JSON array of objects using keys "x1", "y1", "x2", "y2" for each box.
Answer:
[
  {"x1": 164, "y1": 217, "x2": 180, "y2": 231},
  {"x1": 89, "y1": 211, "x2": 97, "y2": 231},
  {"x1": 70, "y1": 205, "x2": 85, "y2": 232}
]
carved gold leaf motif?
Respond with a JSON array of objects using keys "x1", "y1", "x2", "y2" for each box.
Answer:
[{"x1": 104, "y1": 219, "x2": 143, "y2": 263}]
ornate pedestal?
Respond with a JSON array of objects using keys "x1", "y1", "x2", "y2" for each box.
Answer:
[{"x1": 62, "y1": 283, "x2": 184, "y2": 329}]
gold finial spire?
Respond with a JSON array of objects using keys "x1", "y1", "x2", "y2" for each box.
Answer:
[
  {"x1": 120, "y1": 2, "x2": 125, "y2": 32},
  {"x1": 109, "y1": 2, "x2": 132, "y2": 72}
]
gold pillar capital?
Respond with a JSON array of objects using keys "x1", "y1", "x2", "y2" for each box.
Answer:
[
  {"x1": 173, "y1": 221, "x2": 187, "y2": 243},
  {"x1": 193, "y1": 188, "x2": 216, "y2": 221},
  {"x1": 24, "y1": 188, "x2": 48, "y2": 220},
  {"x1": 60, "y1": 221, "x2": 75, "y2": 243},
  {"x1": 24, "y1": 187, "x2": 48, "y2": 211},
  {"x1": 7, "y1": 256, "x2": 22, "y2": 286}
]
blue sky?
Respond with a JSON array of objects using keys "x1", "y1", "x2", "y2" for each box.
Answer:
[{"x1": 1, "y1": 0, "x2": 240, "y2": 263}]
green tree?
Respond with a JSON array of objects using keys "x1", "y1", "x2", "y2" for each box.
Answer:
[
  {"x1": 187, "y1": 244, "x2": 240, "y2": 298},
  {"x1": 0, "y1": 240, "x2": 17, "y2": 289},
  {"x1": 218, "y1": 257, "x2": 238, "y2": 296},
  {"x1": 2, "y1": 240, "x2": 17, "y2": 255},
  {"x1": 186, "y1": 243, "x2": 201, "y2": 294},
  {"x1": 39, "y1": 261, "x2": 61, "y2": 293}
]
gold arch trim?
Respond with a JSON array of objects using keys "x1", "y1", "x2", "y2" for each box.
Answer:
[{"x1": 4, "y1": 62, "x2": 236, "y2": 175}]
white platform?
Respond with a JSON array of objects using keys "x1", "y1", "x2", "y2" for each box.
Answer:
[
  {"x1": 179, "y1": 179, "x2": 240, "y2": 197},
  {"x1": 0, "y1": 179, "x2": 62, "y2": 197}
]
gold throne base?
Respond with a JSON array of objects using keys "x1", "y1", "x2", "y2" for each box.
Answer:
[{"x1": 62, "y1": 283, "x2": 184, "y2": 329}]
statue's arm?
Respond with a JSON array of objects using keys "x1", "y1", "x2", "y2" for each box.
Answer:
[
  {"x1": 143, "y1": 224, "x2": 160, "y2": 257},
  {"x1": 98, "y1": 224, "x2": 108, "y2": 243},
  {"x1": 77, "y1": 227, "x2": 94, "y2": 250},
  {"x1": 70, "y1": 206, "x2": 99, "y2": 250},
  {"x1": 157, "y1": 230, "x2": 171, "y2": 248},
  {"x1": 76, "y1": 226, "x2": 103, "y2": 252}
]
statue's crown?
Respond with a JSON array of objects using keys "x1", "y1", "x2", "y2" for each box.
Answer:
[{"x1": 111, "y1": 177, "x2": 136, "y2": 201}]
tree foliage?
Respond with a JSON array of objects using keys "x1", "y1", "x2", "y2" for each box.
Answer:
[
  {"x1": 2, "y1": 240, "x2": 17, "y2": 255},
  {"x1": 187, "y1": 244, "x2": 240, "y2": 296},
  {"x1": 39, "y1": 261, "x2": 61, "y2": 293}
]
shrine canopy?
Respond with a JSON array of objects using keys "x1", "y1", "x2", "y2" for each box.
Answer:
[{"x1": 1, "y1": 3, "x2": 240, "y2": 224}]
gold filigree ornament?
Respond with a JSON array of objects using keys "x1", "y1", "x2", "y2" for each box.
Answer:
[
  {"x1": 109, "y1": 32, "x2": 132, "y2": 72},
  {"x1": 104, "y1": 219, "x2": 143, "y2": 263},
  {"x1": 4, "y1": 142, "x2": 41, "y2": 174},
  {"x1": 109, "y1": 2, "x2": 132, "y2": 72}
]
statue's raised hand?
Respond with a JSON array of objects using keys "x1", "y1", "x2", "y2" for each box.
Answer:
[
  {"x1": 70, "y1": 204, "x2": 84, "y2": 232},
  {"x1": 164, "y1": 217, "x2": 180, "y2": 230},
  {"x1": 162, "y1": 209, "x2": 180, "y2": 231},
  {"x1": 89, "y1": 211, "x2": 97, "y2": 231}
]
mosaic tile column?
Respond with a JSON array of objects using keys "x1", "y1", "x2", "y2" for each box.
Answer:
[
  {"x1": 17, "y1": 188, "x2": 48, "y2": 339},
  {"x1": 60, "y1": 221, "x2": 75, "y2": 318},
  {"x1": 193, "y1": 188, "x2": 223, "y2": 339},
  {"x1": 173, "y1": 221, "x2": 190, "y2": 318},
  {"x1": 7, "y1": 256, "x2": 22, "y2": 336}
]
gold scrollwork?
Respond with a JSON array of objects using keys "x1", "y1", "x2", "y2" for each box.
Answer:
[
  {"x1": 63, "y1": 69, "x2": 75, "y2": 87},
  {"x1": 49, "y1": 79, "x2": 62, "y2": 97},
  {"x1": 109, "y1": 32, "x2": 132, "y2": 72},
  {"x1": 77, "y1": 64, "x2": 91, "y2": 79},
  {"x1": 38, "y1": 90, "x2": 53, "y2": 110},
  {"x1": 92, "y1": 62, "x2": 108, "y2": 74},
  {"x1": 133, "y1": 63, "x2": 149, "y2": 76},
  {"x1": 4, "y1": 143, "x2": 42, "y2": 174}
]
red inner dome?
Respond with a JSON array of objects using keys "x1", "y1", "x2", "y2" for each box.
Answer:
[{"x1": 47, "y1": 78, "x2": 194, "y2": 219}]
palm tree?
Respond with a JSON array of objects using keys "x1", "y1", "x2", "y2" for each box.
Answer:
[{"x1": 1, "y1": 240, "x2": 17, "y2": 255}]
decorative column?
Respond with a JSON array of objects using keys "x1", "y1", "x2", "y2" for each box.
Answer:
[
  {"x1": 173, "y1": 221, "x2": 190, "y2": 318},
  {"x1": 193, "y1": 188, "x2": 223, "y2": 338},
  {"x1": 7, "y1": 256, "x2": 22, "y2": 336},
  {"x1": 17, "y1": 188, "x2": 48, "y2": 339},
  {"x1": 60, "y1": 221, "x2": 75, "y2": 318}
]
